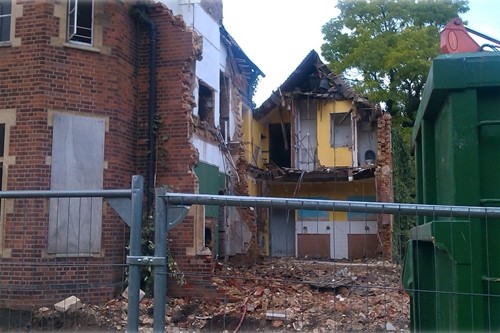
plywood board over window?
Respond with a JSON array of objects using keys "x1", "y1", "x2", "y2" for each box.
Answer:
[
  {"x1": 48, "y1": 113, "x2": 105, "y2": 255},
  {"x1": 0, "y1": 109, "x2": 16, "y2": 258}
]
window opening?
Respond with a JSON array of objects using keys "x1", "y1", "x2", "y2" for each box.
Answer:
[
  {"x1": 269, "y1": 123, "x2": 291, "y2": 167},
  {"x1": 219, "y1": 73, "x2": 230, "y2": 143},
  {"x1": 331, "y1": 112, "x2": 352, "y2": 147},
  {"x1": 0, "y1": 0, "x2": 11, "y2": 42},
  {"x1": 198, "y1": 81, "x2": 214, "y2": 126},
  {"x1": 67, "y1": 0, "x2": 93, "y2": 45}
]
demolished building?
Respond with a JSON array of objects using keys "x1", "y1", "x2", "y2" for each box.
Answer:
[
  {"x1": 0, "y1": 0, "x2": 263, "y2": 305},
  {"x1": 242, "y1": 50, "x2": 393, "y2": 260}
]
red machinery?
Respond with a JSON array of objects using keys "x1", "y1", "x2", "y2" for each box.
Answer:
[{"x1": 440, "y1": 17, "x2": 499, "y2": 53}]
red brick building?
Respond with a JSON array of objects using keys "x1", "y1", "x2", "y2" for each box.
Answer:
[{"x1": 0, "y1": 0, "x2": 262, "y2": 307}]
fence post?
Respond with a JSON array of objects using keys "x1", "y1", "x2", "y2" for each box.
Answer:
[
  {"x1": 127, "y1": 175, "x2": 144, "y2": 333},
  {"x1": 153, "y1": 187, "x2": 168, "y2": 332}
]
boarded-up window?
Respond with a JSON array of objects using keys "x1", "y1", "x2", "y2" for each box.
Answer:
[
  {"x1": 48, "y1": 113, "x2": 105, "y2": 255},
  {"x1": 0, "y1": 109, "x2": 15, "y2": 257}
]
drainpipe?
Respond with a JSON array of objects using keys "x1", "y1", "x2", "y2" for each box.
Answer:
[
  {"x1": 146, "y1": 19, "x2": 157, "y2": 212},
  {"x1": 131, "y1": 5, "x2": 157, "y2": 212}
]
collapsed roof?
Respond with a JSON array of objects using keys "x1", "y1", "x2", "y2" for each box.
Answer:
[
  {"x1": 250, "y1": 50, "x2": 383, "y2": 183},
  {"x1": 254, "y1": 49, "x2": 376, "y2": 120}
]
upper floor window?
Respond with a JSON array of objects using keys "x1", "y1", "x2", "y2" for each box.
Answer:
[
  {"x1": 331, "y1": 112, "x2": 352, "y2": 148},
  {"x1": 198, "y1": 80, "x2": 215, "y2": 126},
  {"x1": 0, "y1": 0, "x2": 11, "y2": 42},
  {"x1": 67, "y1": 0, "x2": 93, "y2": 45}
]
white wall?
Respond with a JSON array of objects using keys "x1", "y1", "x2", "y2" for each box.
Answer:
[
  {"x1": 164, "y1": 1, "x2": 229, "y2": 172},
  {"x1": 192, "y1": 135, "x2": 225, "y2": 172}
]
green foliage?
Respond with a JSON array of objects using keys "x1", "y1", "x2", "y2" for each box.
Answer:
[
  {"x1": 125, "y1": 213, "x2": 185, "y2": 297},
  {"x1": 321, "y1": 0, "x2": 469, "y2": 121},
  {"x1": 140, "y1": 214, "x2": 155, "y2": 295},
  {"x1": 320, "y1": 0, "x2": 470, "y2": 260},
  {"x1": 391, "y1": 125, "x2": 416, "y2": 262}
]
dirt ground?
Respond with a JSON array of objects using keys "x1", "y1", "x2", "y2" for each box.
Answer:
[{"x1": 1, "y1": 258, "x2": 410, "y2": 332}]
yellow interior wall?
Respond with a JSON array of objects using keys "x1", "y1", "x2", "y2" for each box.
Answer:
[
  {"x1": 269, "y1": 179, "x2": 376, "y2": 220},
  {"x1": 246, "y1": 175, "x2": 258, "y2": 196},
  {"x1": 259, "y1": 121, "x2": 268, "y2": 168},
  {"x1": 316, "y1": 100, "x2": 353, "y2": 167},
  {"x1": 242, "y1": 108, "x2": 253, "y2": 163},
  {"x1": 245, "y1": 106, "x2": 291, "y2": 169},
  {"x1": 243, "y1": 109, "x2": 269, "y2": 168}
]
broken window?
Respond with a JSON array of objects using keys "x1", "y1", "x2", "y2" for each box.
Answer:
[
  {"x1": 219, "y1": 73, "x2": 230, "y2": 143},
  {"x1": 198, "y1": 81, "x2": 215, "y2": 126},
  {"x1": 0, "y1": 0, "x2": 11, "y2": 42},
  {"x1": 331, "y1": 112, "x2": 352, "y2": 148},
  {"x1": 269, "y1": 123, "x2": 291, "y2": 168},
  {"x1": 67, "y1": 0, "x2": 93, "y2": 45}
]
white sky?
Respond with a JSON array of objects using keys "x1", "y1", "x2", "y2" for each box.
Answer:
[{"x1": 222, "y1": 0, "x2": 500, "y2": 107}]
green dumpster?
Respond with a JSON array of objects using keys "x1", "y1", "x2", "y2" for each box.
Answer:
[{"x1": 404, "y1": 51, "x2": 500, "y2": 331}]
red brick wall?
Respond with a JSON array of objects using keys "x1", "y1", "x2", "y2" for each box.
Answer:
[
  {"x1": 0, "y1": 0, "x2": 147, "y2": 308},
  {"x1": 0, "y1": 0, "x2": 231, "y2": 306},
  {"x1": 146, "y1": 7, "x2": 220, "y2": 299}
]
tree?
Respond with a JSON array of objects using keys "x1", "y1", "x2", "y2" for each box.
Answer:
[
  {"x1": 321, "y1": 0, "x2": 470, "y2": 260},
  {"x1": 321, "y1": 0, "x2": 469, "y2": 125}
]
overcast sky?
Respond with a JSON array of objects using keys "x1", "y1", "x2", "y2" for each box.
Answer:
[{"x1": 222, "y1": 0, "x2": 500, "y2": 106}]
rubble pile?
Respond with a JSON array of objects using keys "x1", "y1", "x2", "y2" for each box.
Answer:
[
  {"x1": 200, "y1": 258, "x2": 410, "y2": 332},
  {"x1": 24, "y1": 258, "x2": 409, "y2": 332}
]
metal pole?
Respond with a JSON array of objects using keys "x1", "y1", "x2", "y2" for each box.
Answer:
[
  {"x1": 0, "y1": 189, "x2": 131, "y2": 198},
  {"x1": 127, "y1": 175, "x2": 144, "y2": 333},
  {"x1": 163, "y1": 193, "x2": 500, "y2": 218},
  {"x1": 153, "y1": 187, "x2": 168, "y2": 332}
]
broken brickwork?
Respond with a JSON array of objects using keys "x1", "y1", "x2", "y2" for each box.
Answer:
[
  {"x1": 0, "y1": 0, "x2": 217, "y2": 306},
  {"x1": 375, "y1": 113, "x2": 394, "y2": 259}
]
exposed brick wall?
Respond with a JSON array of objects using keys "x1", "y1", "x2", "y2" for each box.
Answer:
[
  {"x1": 375, "y1": 112, "x2": 394, "y2": 260},
  {"x1": 0, "y1": 0, "x2": 252, "y2": 305},
  {"x1": 144, "y1": 7, "x2": 216, "y2": 299},
  {"x1": 232, "y1": 99, "x2": 261, "y2": 262}
]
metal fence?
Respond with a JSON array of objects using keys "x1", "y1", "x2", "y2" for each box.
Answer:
[
  {"x1": 2, "y1": 186, "x2": 500, "y2": 332},
  {"x1": 0, "y1": 176, "x2": 143, "y2": 332},
  {"x1": 146, "y1": 193, "x2": 500, "y2": 332}
]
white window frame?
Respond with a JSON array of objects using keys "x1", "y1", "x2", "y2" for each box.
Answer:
[
  {"x1": 67, "y1": 0, "x2": 94, "y2": 46},
  {"x1": 330, "y1": 112, "x2": 353, "y2": 148}
]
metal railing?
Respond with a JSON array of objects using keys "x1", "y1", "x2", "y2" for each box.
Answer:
[
  {"x1": 0, "y1": 175, "x2": 143, "y2": 332},
  {"x1": 138, "y1": 192, "x2": 500, "y2": 332},
  {"x1": 4, "y1": 184, "x2": 500, "y2": 332}
]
